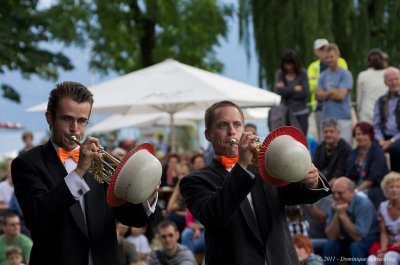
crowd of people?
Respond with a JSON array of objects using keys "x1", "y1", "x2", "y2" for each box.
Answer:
[{"x1": 0, "y1": 38, "x2": 399, "y2": 265}]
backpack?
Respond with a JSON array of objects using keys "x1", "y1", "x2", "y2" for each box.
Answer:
[{"x1": 268, "y1": 104, "x2": 301, "y2": 132}]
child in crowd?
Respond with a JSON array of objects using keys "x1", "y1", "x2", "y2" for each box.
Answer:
[
  {"x1": 286, "y1": 205, "x2": 310, "y2": 237},
  {"x1": 293, "y1": 234, "x2": 323, "y2": 265},
  {"x1": 126, "y1": 226, "x2": 151, "y2": 264},
  {"x1": 6, "y1": 245, "x2": 24, "y2": 265}
]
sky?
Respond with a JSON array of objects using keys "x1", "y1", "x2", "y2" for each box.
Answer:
[{"x1": 0, "y1": 1, "x2": 262, "y2": 158}]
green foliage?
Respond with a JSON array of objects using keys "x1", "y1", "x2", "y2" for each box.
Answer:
[
  {"x1": 239, "y1": 0, "x2": 400, "y2": 90},
  {"x1": 175, "y1": 125, "x2": 199, "y2": 152},
  {"x1": 0, "y1": 0, "x2": 73, "y2": 103},
  {"x1": 45, "y1": 0, "x2": 233, "y2": 74}
]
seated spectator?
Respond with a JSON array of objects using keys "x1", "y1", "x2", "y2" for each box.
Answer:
[
  {"x1": 111, "y1": 147, "x2": 127, "y2": 161},
  {"x1": 244, "y1": 123, "x2": 258, "y2": 135},
  {"x1": 286, "y1": 205, "x2": 309, "y2": 237},
  {"x1": 161, "y1": 154, "x2": 180, "y2": 188},
  {"x1": 148, "y1": 220, "x2": 197, "y2": 265},
  {"x1": 367, "y1": 172, "x2": 400, "y2": 265},
  {"x1": 166, "y1": 161, "x2": 191, "y2": 235},
  {"x1": 313, "y1": 118, "x2": 352, "y2": 186},
  {"x1": 346, "y1": 122, "x2": 388, "y2": 208},
  {"x1": 292, "y1": 234, "x2": 323, "y2": 265},
  {"x1": 5, "y1": 245, "x2": 24, "y2": 265},
  {"x1": 0, "y1": 159, "x2": 14, "y2": 213},
  {"x1": 116, "y1": 221, "x2": 140, "y2": 265},
  {"x1": 372, "y1": 67, "x2": 400, "y2": 172},
  {"x1": 190, "y1": 154, "x2": 205, "y2": 172},
  {"x1": 6, "y1": 193, "x2": 30, "y2": 238},
  {"x1": 126, "y1": 226, "x2": 151, "y2": 264},
  {"x1": 181, "y1": 209, "x2": 205, "y2": 255},
  {"x1": 323, "y1": 177, "x2": 379, "y2": 265},
  {"x1": 0, "y1": 213, "x2": 32, "y2": 265},
  {"x1": 301, "y1": 195, "x2": 333, "y2": 255}
]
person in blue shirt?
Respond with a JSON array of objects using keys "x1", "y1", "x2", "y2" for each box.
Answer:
[
  {"x1": 323, "y1": 177, "x2": 379, "y2": 264},
  {"x1": 315, "y1": 44, "x2": 353, "y2": 145}
]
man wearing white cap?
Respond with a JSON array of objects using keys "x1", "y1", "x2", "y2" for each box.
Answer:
[
  {"x1": 180, "y1": 100, "x2": 331, "y2": 265},
  {"x1": 307, "y1": 38, "x2": 348, "y2": 141}
]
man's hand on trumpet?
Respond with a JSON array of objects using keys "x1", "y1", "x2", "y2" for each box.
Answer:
[
  {"x1": 75, "y1": 136, "x2": 102, "y2": 178},
  {"x1": 237, "y1": 132, "x2": 259, "y2": 169}
]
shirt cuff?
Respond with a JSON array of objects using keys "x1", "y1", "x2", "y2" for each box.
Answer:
[
  {"x1": 64, "y1": 170, "x2": 90, "y2": 200},
  {"x1": 142, "y1": 192, "x2": 158, "y2": 216},
  {"x1": 239, "y1": 164, "x2": 256, "y2": 179},
  {"x1": 306, "y1": 174, "x2": 329, "y2": 192}
]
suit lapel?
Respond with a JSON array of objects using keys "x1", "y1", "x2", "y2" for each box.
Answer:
[
  {"x1": 239, "y1": 197, "x2": 264, "y2": 245},
  {"x1": 43, "y1": 141, "x2": 90, "y2": 238},
  {"x1": 43, "y1": 141, "x2": 66, "y2": 185},
  {"x1": 251, "y1": 176, "x2": 272, "y2": 245},
  {"x1": 210, "y1": 160, "x2": 264, "y2": 245}
]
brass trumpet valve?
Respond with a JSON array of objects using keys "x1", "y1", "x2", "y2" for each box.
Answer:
[
  {"x1": 229, "y1": 138, "x2": 261, "y2": 168},
  {"x1": 71, "y1": 136, "x2": 120, "y2": 184}
]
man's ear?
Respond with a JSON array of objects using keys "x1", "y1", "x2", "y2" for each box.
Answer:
[
  {"x1": 204, "y1": 129, "x2": 211, "y2": 142},
  {"x1": 45, "y1": 111, "x2": 54, "y2": 128}
]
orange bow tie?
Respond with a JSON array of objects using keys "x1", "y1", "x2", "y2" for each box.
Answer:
[
  {"x1": 215, "y1": 155, "x2": 238, "y2": 169},
  {"x1": 57, "y1": 147, "x2": 80, "y2": 163}
]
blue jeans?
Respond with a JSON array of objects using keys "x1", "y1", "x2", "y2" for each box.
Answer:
[
  {"x1": 311, "y1": 238, "x2": 328, "y2": 256},
  {"x1": 323, "y1": 238, "x2": 375, "y2": 265},
  {"x1": 181, "y1": 228, "x2": 205, "y2": 254}
]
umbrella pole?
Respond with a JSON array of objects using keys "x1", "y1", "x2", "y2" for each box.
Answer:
[{"x1": 170, "y1": 113, "x2": 176, "y2": 153}]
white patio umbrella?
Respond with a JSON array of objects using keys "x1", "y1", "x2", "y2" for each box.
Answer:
[
  {"x1": 27, "y1": 59, "x2": 280, "y2": 151},
  {"x1": 88, "y1": 107, "x2": 269, "y2": 133},
  {"x1": 88, "y1": 112, "x2": 198, "y2": 134}
]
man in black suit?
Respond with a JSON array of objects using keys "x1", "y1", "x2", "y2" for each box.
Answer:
[
  {"x1": 11, "y1": 82, "x2": 158, "y2": 265},
  {"x1": 180, "y1": 100, "x2": 331, "y2": 265}
]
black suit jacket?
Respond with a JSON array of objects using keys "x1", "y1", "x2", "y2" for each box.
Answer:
[
  {"x1": 180, "y1": 159, "x2": 331, "y2": 265},
  {"x1": 11, "y1": 141, "x2": 153, "y2": 265}
]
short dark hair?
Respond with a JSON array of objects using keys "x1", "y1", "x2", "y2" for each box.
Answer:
[
  {"x1": 367, "y1": 48, "x2": 384, "y2": 70},
  {"x1": 190, "y1": 153, "x2": 204, "y2": 165},
  {"x1": 157, "y1": 220, "x2": 178, "y2": 232},
  {"x1": 47, "y1": 81, "x2": 94, "y2": 118},
  {"x1": 353, "y1": 122, "x2": 374, "y2": 141},
  {"x1": 280, "y1": 49, "x2": 303, "y2": 75},
  {"x1": 204, "y1": 101, "x2": 244, "y2": 130},
  {"x1": 3, "y1": 212, "x2": 19, "y2": 226},
  {"x1": 245, "y1": 123, "x2": 257, "y2": 130}
]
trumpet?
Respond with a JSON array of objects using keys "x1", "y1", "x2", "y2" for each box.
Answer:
[
  {"x1": 229, "y1": 126, "x2": 312, "y2": 186},
  {"x1": 229, "y1": 138, "x2": 262, "y2": 167},
  {"x1": 71, "y1": 136, "x2": 120, "y2": 184}
]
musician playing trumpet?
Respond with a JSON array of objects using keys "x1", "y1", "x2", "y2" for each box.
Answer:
[
  {"x1": 12, "y1": 82, "x2": 158, "y2": 265},
  {"x1": 179, "y1": 100, "x2": 331, "y2": 265}
]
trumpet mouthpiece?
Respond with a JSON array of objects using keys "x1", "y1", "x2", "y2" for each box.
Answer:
[
  {"x1": 230, "y1": 139, "x2": 238, "y2": 145},
  {"x1": 71, "y1": 136, "x2": 80, "y2": 145}
]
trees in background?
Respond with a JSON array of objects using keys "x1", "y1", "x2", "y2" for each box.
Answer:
[
  {"x1": 239, "y1": 0, "x2": 400, "y2": 90},
  {"x1": 44, "y1": 0, "x2": 233, "y2": 75},
  {"x1": 1, "y1": 0, "x2": 233, "y2": 102},
  {"x1": 0, "y1": 0, "x2": 73, "y2": 103}
]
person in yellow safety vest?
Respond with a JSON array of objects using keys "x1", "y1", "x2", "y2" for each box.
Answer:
[{"x1": 307, "y1": 39, "x2": 348, "y2": 111}]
